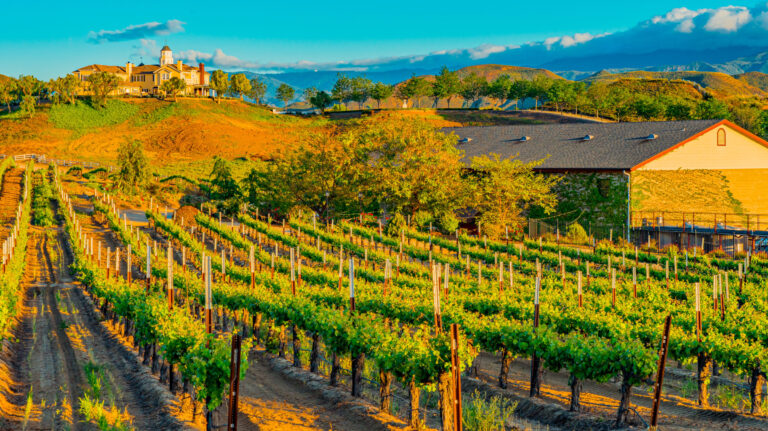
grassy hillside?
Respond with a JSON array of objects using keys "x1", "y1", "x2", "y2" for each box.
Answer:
[
  {"x1": 0, "y1": 98, "x2": 319, "y2": 164},
  {"x1": 735, "y1": 72, "x2": 768, "y2": 92},
  {"x1": 585, "y1": 70, "x2": 767, "y2": 99},
  {"x1": 0, "y1": 74, "x2": 10, "y2": 84},
  {"x1": 454, "y1": 64, "x2": 564, "y2": 81}
]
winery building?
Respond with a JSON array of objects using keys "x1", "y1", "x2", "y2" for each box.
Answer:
[{"x1": 446, "y1": 119, "x2": 768, "y2": 251}]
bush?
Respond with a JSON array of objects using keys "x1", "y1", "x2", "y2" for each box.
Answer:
[
  {"x1": 565, "y1": 222, "x2": 589, "y2": 244},
  {"x1": 437, "y1": 211, "x2": 459, "y2": 234},
  {"x1": 462, "y1": 390, "x2": 517, "y2": 431},
  {"x1": 412, "y1": 210, "x2": 433, "y2": 229},
  {"x1": 385, "y1": 213, "x2": 406, "y2": 237}
]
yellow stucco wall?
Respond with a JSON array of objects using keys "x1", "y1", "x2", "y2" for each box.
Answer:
[{"x1": 637, "y1": 124, "x2": 768, "y2": 170}]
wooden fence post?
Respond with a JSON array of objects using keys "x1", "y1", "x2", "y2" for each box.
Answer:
[{"x1": 227, "y1": 333, "x2": 242, "y2": 431}]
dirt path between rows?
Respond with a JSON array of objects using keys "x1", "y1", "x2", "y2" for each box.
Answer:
[{"x1": 75, "y1": 192, "x2": 403, "y2": 431}]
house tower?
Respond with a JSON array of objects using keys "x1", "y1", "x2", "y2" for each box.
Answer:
[{"x1": 160, "y1": 45, "x2": 173, "y2": 66}]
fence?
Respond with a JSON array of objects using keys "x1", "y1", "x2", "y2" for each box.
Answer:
[
  {"x1": 0, "y1": 154, "x2": 115, "y2": 171},
  {"x1": 631, "y1": 210, "x2": 768, "y2": 233}
]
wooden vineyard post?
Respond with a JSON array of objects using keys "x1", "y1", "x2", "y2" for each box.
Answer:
[
  {"x1": 509, "y1": 261, "x2": 514, "y2": 291},
  {"x1": 450, "y1": 323, "x2": 463, "y2": 431},
  {"x1": 167, "y1": 245, "x2": 173, "y2": 310},
  {"x1": 115, "y1": 248, "x2": 120, "y2": 282},
  {"x1": 182, "y1": 246, "x2": 186, "y2": 273},
  {"x1": 674, "y1": 255, "x2": 678, "y2": 281},
  {"x1": 695, "y1": 283, "x2": 701, "y2": 341},
  {"x1": 632, "y1": 267, "x2": 637, "y2": 299},
  {"x1": 338, "y1": 249, "x2": 344, "y2": 290},
  {"x1": 665, "y1": 261, "x2": 669, "y2": 289},
  {"x1": 127, "y1": 244, "x2": 132, "y2": 285},
  {"x1": 530, "y1": 276, "x2": 542, "y2": 397},
  {"x1": 586, "y1": 261, "x2": 590, "y2": 287},
  {"x1": 646, "y1": 263, "x2": 650, "y2": 287},
  {"x1": 146, "y1": 242, "x2": 151, "y2": 292},
  {"x1": 611, "y1": 269, "x2": 616, "y2": 308},
  {"x1": 249, "y1": 245, "x2": 255, "y2": 290},
  {"x1": 432, "y1": 265, "x2": 443, "y2": 332},
  {"x1": 227, "y1": 333, "x2": 242, "y2": 431},
  {"x1": 349, "y1": 258, "x2": 355, "y2": 312},
  {"x1": 577, "y1": 271, "x2": 582, "y2": 308},
  {"x1": 106, "y1": 247, "x2": 111, "y2": 279},
  {"x1": 712, "y1": 276, "x2": 718, "y2": 313},
  {"x1": 290, "y1": 248, "x2": 296, "y2": 296},
  {"x1": 444, "y1": 264, "x2": 450, "y2": 297},
  {"x1": 738, "y1": 263, "x2": 743, "y2": 297},
  {"x1": 205, "y1": 257, "x2": 213, "y2": 336},
  {"x1": 650, "y1": 315, "x2": 672, "y2": 428}
]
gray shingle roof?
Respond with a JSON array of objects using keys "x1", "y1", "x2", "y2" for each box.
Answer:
[{"x1": 444, "y1": 119, "x2": 723, "y2": 171}]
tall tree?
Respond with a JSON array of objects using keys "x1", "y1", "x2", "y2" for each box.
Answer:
[
  {"x1": 303, "y1": 86, "x2": 318, "y2": 104},
  {"x1": 508, "y1": 80, "x2": 531, "y2": 110},
  {"x1": 87, "y1": 72, "x2": 120, "y2": 108},
  {"x1": 433, "y1": 66, "x2": 461, "y2": 108},
  {"x1": 470, "y1": 154, "x2": 559, "y2": 238},
  {"x1": 160, "y1": 77, "x2": 186, "y2": 101},
  {"x1": 586, "y1": 82, "x2": 611, "y2": 119},
  {"x1": 248, "y1": 77, "x2": 267, "y2": 105},
  {"x1": 309, "y1": 91, "x2": 333, "y2": 113},
  {"x1": 546, "y1": 80, "x2": 572, "y2": 112},
  {"x1": 350, "y1": 76, "x2": 373, "y2": 109},
  {"x1": 665, "y1": 99, "x2": 693, "y2": 120},
  {"x1": 228, "y1": 73, "x2": 251, "y2": 100},
  {"x1": 0, "y1": 79, "x2": 16, "y2": 113},
  {"x1": 370, "y1": 82, "x2": 394, "y2": 109},
  {"x1": 410, "y1": 76, "x2": 432, "y2": 109},
  {"x1": 116, "y1": 139, "x2": 149, "y2": 193},
  {"x1": 566, "y1": 81, "x2": 587, "y2": 115},
  {"x1": 16, "y1": 75, "x2": 41, "y2": 98},
  {"x1": 331, "y1": 73, "x2": 352, "y2": 106},
  {"x1": 487, "y1": 74, "x2": 513, "y2": 106},
  {"x1": 276, "y1": 83, "x2": 295, "y2": 108},
  {"x1": 396, "y1": 76, "x2": 419, "y2": 108},
  {"x1": 529, "y1": 75, "x2": 552, "y2": 110},
  {"x1": 210, "y1": 70, "x2": 229, "y2": 104},
  {"x1": 695, "y1": 98, "x2": 731, "y2": 120},
  {"x1": 632, "y1": 95, "x2": 664, "y2": 120},
  {"x1": 460, "y1": 73, "x2": 487, "y2": 107}
]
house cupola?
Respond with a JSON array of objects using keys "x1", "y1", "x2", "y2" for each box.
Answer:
[{"x1": 160, "y1": 45, "x2": 173, "y2": 66}]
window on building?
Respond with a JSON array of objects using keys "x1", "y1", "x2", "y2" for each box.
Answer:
[{"x1": 717, "y1": 128, "x2": 726, "y2": 146}]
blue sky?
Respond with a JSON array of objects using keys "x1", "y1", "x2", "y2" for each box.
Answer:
[{"x1": 0, "y1": 1, "x2": 758, "y2": 78}]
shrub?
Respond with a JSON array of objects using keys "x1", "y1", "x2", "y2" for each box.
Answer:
[
  {"x1": 462, "y1": 390, "x2": 517, "y2": 431},
  {"x1": 412, "y1": 210, "x2": 433, "y2": 229},
  {"x1": 437, "y1": 211, "x2": 459, "y2": 234},
  {"x1": 565, "y1": 222, "x2": 589, "y2": 244},
  {"x1": 385, "y1": 213, "x2": 406, "y2": 237}
]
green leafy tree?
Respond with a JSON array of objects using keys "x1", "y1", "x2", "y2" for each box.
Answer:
[
  {"x1": 486, "y1": 75, "x2": 512, "y2": 106},
  {"x1": 695, "y1": 98, "x2": 731, "y2": 120},
  {"x1": 586, "y1": 82, "x2": 611, "y2": 119},
  {"x1": 665, "y1": 100, "x2": 693, "y2": 120},
  {"x1": 632, "y1": 96, "x2": 664, "y2": 120},
  {"x1": 276, "y1": 83, "x2": 295, "y2": 108},
  {"x1": 309, "y1": 91, "x2": 333, "y2": 113},
  {"x1": 460, "y1": 73, "x2": 487, "y2": 107},
  {"x1": 303, "y1": 87, "x2": 318, "y2": 104},
  {"x1": 508, "y1": 80, "x2": 531, "y2": 110},
  {"x1": 529, "y1": 75, "x2": 552, "y2": 110},
  {"x1": 248, "y1": 77, "x2": 267, "y2": 105},
  {"x1": 565, "y1": 81, "x2": 587, "y2": 115},
  {"x1": 396, "y1": 76, "x2": 419, "y2": 108},
  {"x1": 228, "y1": 73, "x2": 251, "y2": 100},
  {"x1": 433, "y1": 66, "x2": 461, "y2": 108},
  {"x1": 16, "y1": 75, "x2": 41, "y2": 98},
  {"x1": 19, "y1": 95, "x2": 35, "y2": 117},
  {"x1": 350, "y1": 76, "x2": 373, "y2": 109},
  {"x1": 48, "y1": 75, "x2": 78, "y2": 105},
  {"x1": 608, "y1": 86, "x2": 633, "y2": 121},
  {"x1": 116, "y1": 139, "x2": 149, "y2": 193},
  {"x1": 0, "y1": 79, "x2": 17, "y2": 113},
  {"x1": 411, "y1": 76, "x2": 433, "y2": 109},
  {"x1": 470, "y1": 154, "x2": 559, "y2": 238},
  {"x1": 209, "y1": 156, "x2": 241, "y2": 213},
  {"x1": 160, "y1": 77, "x2": 186, "y2": 101},
  {"x1": 370, "y1": 82, "x2": 393, "y2": 109},
  {"x1": 87, "y1": 72, "x2": 121, "y2": 108},
  {"x1": 546, "y1": 80, "x2": 572, "y2": 112},
  {"x1": 331, "y1": 73, "x2": 352, "y2": 106},
  {"x1": 210, "y1": 70, "x2": 229, "y2": 104}
]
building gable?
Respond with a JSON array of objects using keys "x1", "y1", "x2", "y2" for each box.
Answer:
[{"x1": 634, "y1": 120, "x2": 768, "y2": 170}]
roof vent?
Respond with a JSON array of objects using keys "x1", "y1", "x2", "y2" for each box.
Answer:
[
  {"x1": 582, "y1": 135, "x2": 594, "y2": 141},
  {"x1": 519, "y1": 136, "x2": 531, "y2": 142},
  {"x1": 458, "y1": 137, "x2": 472, "y2": 144},
  {"x1": 646, "y1": 133, "x2": 658, "y2": 140}
]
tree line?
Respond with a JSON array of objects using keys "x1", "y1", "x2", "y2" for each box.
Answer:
[{"x1": 201, "y1": 113, "x2": 558, "y2": 237}]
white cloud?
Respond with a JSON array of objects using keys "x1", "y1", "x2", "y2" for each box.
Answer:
[
  {"x1": 88, "y1": 19, "x2": 185, "y2": 43},
  {"x1": 652, "y1": 7, "x2": 702, "y2": 24},
  {"x1": 467, "y1": 44, "x2": 508, "y2": 59},
  {"x1": 704, "y1": 6, "x2": 752, "y2": 32},
  {"x1": 676, "y1": 19, "x2": 696, "y2": 33}
]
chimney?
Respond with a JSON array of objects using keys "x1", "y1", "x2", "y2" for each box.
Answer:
[
  {"x1": 177, "y1": 60, "x2": 183, "y2": 71},
  {"x1": 199, "y1": 63, "x2": 205, "y2": 85},
  {"x1": 126, "y1": 62, "x2": 133, "y2": 77}
]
